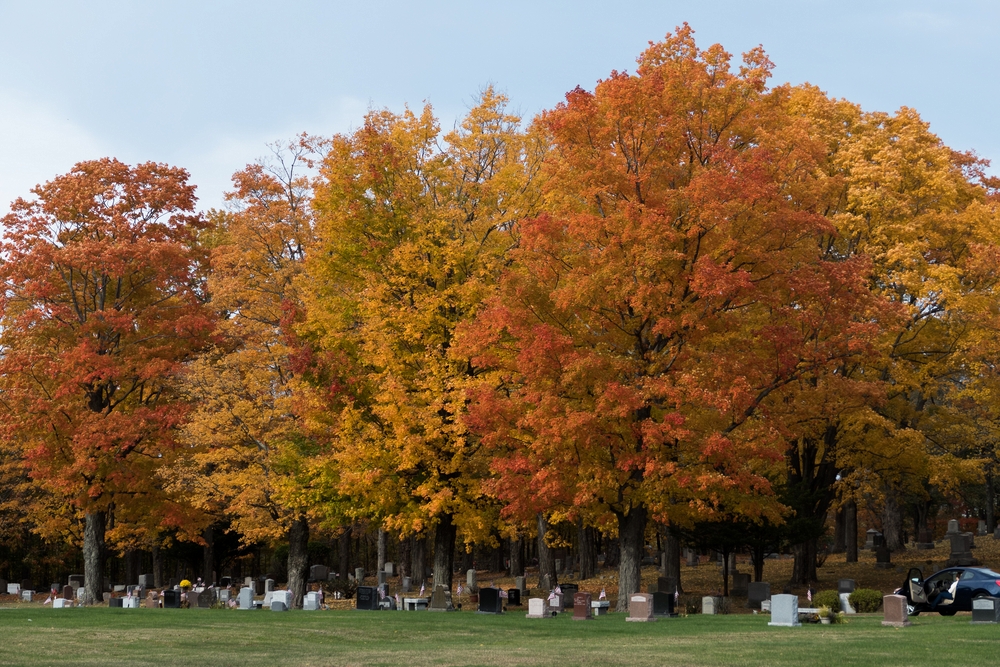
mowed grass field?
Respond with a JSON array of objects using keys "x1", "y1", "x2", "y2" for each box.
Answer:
[{"x1": 0, "y1": 606, "x2": 995, "y2": 667}]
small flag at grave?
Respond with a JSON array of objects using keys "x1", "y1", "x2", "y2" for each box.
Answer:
[
  {"x1": 674, "y1": 587, "x2": 679, "y2": 605},
  {"x1": 457, "y1": 583, "x2": 464, "y2": 596},
  {"x1": 395, "y1": 593, "x2": 401, "y2": 607},
  {"x1": 419, "y1": 583, "x2": 425, "y2": 596},
  {"x1": 807, "y1": 588, "x2": 812, "y2": 603},
  {"x1": 500, "y1": 589, "x2": 508, "y2": 599},
  {"x1": 599, "y1": 588, "x2": 606, "y2": 600}
]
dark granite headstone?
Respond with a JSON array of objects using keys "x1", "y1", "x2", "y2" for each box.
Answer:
[
  {"x1": 747, "y1": 582, "x2": 770, "y2": 609},
  {"x1": 657, "y1": 576, "x2": 676, "y2": 594},
  {"x1": 109, "y1": 597, "x2": 124, "y2": 608},
  {"x1": 507, "y1": 588, "x2": 521, "y2": 606},
  {"x1": 875, "y1": 544, "x2": 892, "y2": 569},
  {"x1": 162, "y1": 590, "x2": 181, "y2": 608},
  {"x1": 972, "y1": 596, "x2": 1000, "y2": 624},
  {"x1": 731, "y1": 573, "x2": 750, "y2": 597},
  {"x1": 62, "y1": 585, "x2": 74, "y2": 601},
  {"x1": 838, "y1": 579, "x2": 856, "y2": 594},
  {"x1": 652, "y1": 591, "x2": 676, "y2": 617},
  {"x1": 310, "y1": 565, "x2": 329, "y2": 582},
  {"x1": 560, "y1": 584, "x2": 578, "y2": 610},
  {"x1": 477, "y1": 587, "x2": 503, "y2": 614},
  {"x1": 356, "y1": 586, "x2": 379, "y2": 611}
]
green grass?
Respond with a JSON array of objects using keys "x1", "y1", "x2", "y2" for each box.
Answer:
[{"x1": 0, "y1": 607, "x2": 994, "y2": 667}]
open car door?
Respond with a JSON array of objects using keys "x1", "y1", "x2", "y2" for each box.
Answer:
[{"x1": 907, "y1": 568, "x2": 927, "y2": 604}]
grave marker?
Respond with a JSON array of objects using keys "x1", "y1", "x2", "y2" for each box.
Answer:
[
  {"x1": 477, "y1": 587, "x2": 503, "y2": 614},
  {"x1": 626, "y1": 593, "x2": 655, "y2": 622},
  {"x1": 310, "y1": 565, "x2": 329, "y2": 582},
  {"x1": 427, "y1": 585, "x2": 454, "y2": 612},
  {"x1": 572, "y1": 592, "x2": 592, "y2": 620},
  {"x1": 356, "y1": 586, "x2": 380, "y2": 611},
  {"x1": 702, "y1": 596, "x2": 721, "y2": 615},
  {"x1": 238, "y1": 587, "x2": 254, "y2": 610},
  {"x1": 507, "y1": 588, "x2": 521, "y2": 606},
  {"x1": 652, "y1": 591, "x2": 675, "y2": 617},
  {"x1": 731, "y1": 573, "x2": 750, "y2": 597},
  {"x1": 747, "y1": 582, "x2": 771, "y2": 610},
  {"x1": 526, "y1": 597, "x2": 551, "y2": 619},
  {"x1": 971, "y1": 596, "x2": 1000, "y2": 624},
  {"x1": 881, "y1": 594, "x2": 911, "y2": 627},
  {"x1": 768, "y1": 594, "x2": 801, "y2": 627}
]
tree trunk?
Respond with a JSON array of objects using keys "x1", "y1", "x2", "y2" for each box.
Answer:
[
  {"x1": 790, "y1": 538, "x2": 817, "y2": 585},
  {"x1": 603, "y1": 530, "x2": 620, "y2": 568},
  {"x1": 399, "y1": 535, "x2": 411, "y2": 580},
  {"x1": 578, "y1": 521, "x2": 597, "y2": 581},
  {"x1": 411, "y1": 535, "x2": 426, "y2": 586},
  {"x1": 286, "y1": 516, "x2": 309, "y2": 609},
  {"x1": 377, "y1": 528, "x2": 386, "y2": 574},
  {"x1": 987, "y1": 473, "x2": 996, "y2": 534},
  {"x1": 664, "y1": 528, "x2": 682, "y2": 593},
  {"x1": 202, "y1": 526, "x2": 215, "y2": 585},
  {"x1": 509, "y1": 536, "x2": 524, "y2": 577},
  {"x1": 124, "y1": 549, "x2": 139, "y2": 586},
  {"x1": 151, "y1": 540, "x2": 163, "y2": 588},
  {"x1": 338, "y1": 527, "x2": 351, "y2": 580},
  {"x1": 831, "y1": 506, "x2": 846, "y2": 553},
  {"x1": 536, "y1": 513, "x2": 556, "y2": 589},
  {"x1": 845, "y1": 500, "x2": 858, "y2": 563},
  {"x1": 83, "y1": 511, "x2": 106, "y2": 605},
  {"x1": 432, "y1": 514, "x2": 456, "y2": 591},
  {"x1": 615, "y1": 506, "x2": 647, "y2": 614},
  {"x1": 882, "y1": 494, "x2": 905, "y2": 552}
]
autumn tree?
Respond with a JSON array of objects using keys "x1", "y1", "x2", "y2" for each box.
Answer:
[
  {"x1": 0, "y1": 159, "x2": 214, "y2": 604},
  {"x1": 165, "y1": 140, "x2": 329, "y2": 607},
  {"x1": 303, "y1": 89, "x2": 544, "y2": 590},
  {"x1": 463, "y1": 27, "x2": 880, "y2": 610}
]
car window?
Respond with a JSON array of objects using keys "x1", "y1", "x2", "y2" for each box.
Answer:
[
  {"x1": 960, "y1": 570, "x2": 976, "y2": 581},
  {"x1": 926, "y1": 572, "x2": 956, "y2": 589}
]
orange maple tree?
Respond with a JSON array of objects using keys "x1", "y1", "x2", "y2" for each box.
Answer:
[{"x1": 0, "y1": 159, "x2": 214, "y2": 603}]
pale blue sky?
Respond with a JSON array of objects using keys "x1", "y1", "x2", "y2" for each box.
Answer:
[{"x1": 1, "y1": 1, "x2": 997, "y2": 212}]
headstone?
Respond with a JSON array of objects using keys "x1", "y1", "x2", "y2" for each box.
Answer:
[
  {"x1": 554, "y1": 559, "x2": 562, "y2": 574},
  {"x1": 244, "y1": 576, "x2": 253, "y2": 588},
  {"x1": 309, "y1": 565, "x2": 329, "y2": 582},
  {"x1": 162, "y1": 590, "x2": 181, "y2": 608},
  {"x1": 591, "y1": 599, "x2": 610, "y2": 616},
  {"x1": 109, "y1": 597, "x2": 123, "y2": 608},
  {"x1": 731, "y1": 573, "x2": 750, "y2": 597},
  {"x1": 657, "y1": 576, "x2": 676, "y2": 594},
  {"x1": 264, "y1": 578, "x2": 275, "y2": 593},
  {"x1": 238, "y1": 587, "x2": 254, "y2": 610},
  {"x1": 838, "y1": 579, "x2": 856, "y2": 594},
  {"x1": 253, "y1": 579, "x2": 264, "y2": 595},
  {"x1": 197, "y1": 589, "x2": 213, "y2": 608},
  {"x1": 262, "y1": 591, "x2": 274, "y2": 608},
  {"x1": 507, "y1": 588, "x2": 521, "y2": 606},
  {"x1": 526, "y1": 597, "x2": 550, "y2": 619},
  {"x1": 466, "y1": 569, "x2": 477, "y2": 589},
  {"x1": 875, "y1": 544, "x2": 892, "y2": 569},
  {"x1": 403, "y1": 597, "x2": 429, "y2": 611},
  {"x1": 53, "y1": 598, "x2": 70, "y2": 608},
  {"x1": 6, "y1": 583, "x2": 20, "y2": 595},
  {"x1": 685, "y1": 549, "x2": 698, "y2": 567},
  {"x1": 515, "y1": 576, "x2": 526, "y2": 594},
  {"x1": 478, "y1": 587, "x2": 503, "y2": 614},
  {"x1": 377, "y1": 571, "x2": 388, "y2": 588},
  {"x1": 702, "y1": 596, "x2": 721, "y2": 615},
  {"x1": 947, "y1": 532, "x2": 979, "y2": 566},
  {"x1": 68, "y1": 575, "x2": 84, "y2": 590},
  {"x1": 994, "y1": 526, "x2": 1000, "y2": 540},
  {"x1": 747, "y1": 582, "x2": 771, "y2": 609},
  {"x1": 123, "y1": 596, "x2": 140, "y2": 609},
  {"x1": 270, "y1": 590, "x2": 291, "y2": 611},
  {"x1": 219, "y1": 589, "x2": 231, "y2": 603},
  {"x1": 384, "y1": 562, "x2": 394, "y2": 576},
  {"x1": 560, "y1": 584, "x2": 579, "y2": 610},
  {"x1": 355, "y1": 567, "x2": 365, "y2": 584},
  {"x1": 838, "y1": 592, "x2": 856, "y2": 614},
  {"x1": 864, "y1": 529, "x2": 879, "y2": 550},
  {"x1": 652, "y1": 591, "x2": 675, "y2": 617},
  {"x1": 541, "y1": 574, "x2": 552, "y2": 592},
  {"x1": 271, "y1": 600, "x2": 287, "y2": 612},
  {"x1": 356, "y1": 586, "x2": 379, "y2": 611},
  {"x1": 768, "y1": 594, "x2": 801, "y2": 627},
  {"x1": 971, "y1": 596, "x2": 1000, "y2": 624},
  {"x1": 402, "y1": 576, "x2": 412, "y2": 593},
  {"x1": 946, "y1": 519, "x2": 960, "y2": 535},
  {"x1": 21, "y1": 590, "x2": 33, "y2": 602},
  {"x1": 916, "y1": 527, "x2": 935, "y2": 549},
  {"x1": 573, "y1": 592, "x2": 593, "y2": 620},
  {"x1": 76, "y1": 587, "x2": 85, "y2": 601},
  {"x1": 427, "y1": 585, "x2": 454, "y2": 612},
  {"x1": 626, "y1": 593, "x2": 656, "y2": 622},
  {"x1": 303, "y1": 591, "x2": 321, "y2": 611},
  {"x1": 881, "y1": 594, "x2": 911, "y2": 627},
  {"x1": 62, "y1": 585, "x2": 74, "y2": 601},
  {"x1": 113, "y1": 585, "x2": 126, "y2": 593}
]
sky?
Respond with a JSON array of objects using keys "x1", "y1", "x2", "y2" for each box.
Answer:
[{"x1": 1, "y1": 0, "x2": 997, "y2": 213}]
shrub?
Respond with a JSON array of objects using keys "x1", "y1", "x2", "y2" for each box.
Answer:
[
  {"x1": 849, "y1": 588, "x2": 883, "y2": 613},
  {"x1": 813, "y1": 589, "x2": 841, "y2": 612}
]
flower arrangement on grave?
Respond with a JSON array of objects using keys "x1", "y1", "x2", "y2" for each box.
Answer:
[{"x1": 179, "y1": 579, "x2": 192, "y2": 590}]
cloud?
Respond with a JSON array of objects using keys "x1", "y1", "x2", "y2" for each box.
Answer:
[{"x1": 0, "y1": 88, "x2": 107, "y2": 214}]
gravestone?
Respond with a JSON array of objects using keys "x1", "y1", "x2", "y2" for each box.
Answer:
[
  {"x1": 271, "y1": 600, "x2": 287, "y2": 612},
  {"x1": 377, "y1": 571, "x2": 388, "y2": 588},
  {"x1": 264, "y1": 578, "x2": 275, "y2": 593},
  {"x1": 947, "y1": 532, "x2": 979, "y2": 567},
  {"x1": 68, "y1": 575, "x2": 84, "y2": 590},
  {"x1": 731, "y1": 573, "x2": 750, "y2": 597},
  {"x1": 427, "y1": 585, "x2": 454, "y2": 612},
  {"x1": 113, "y1": 585, "x2": 126, "y2": 593},
  {"x1": 768, "y1": 594, "x2": 801, "y2": 627},
  {"x1": 507, "y1": 588, "x2": 521, "y2": 606},
  {"x1": 402, "y1": 576, "x2": 412, "y2": 593},
  {"x1": 541, "y1": 574, "x2": 552, "y2": 593},
  {"x1": 747, "y1": 582, "x2": 771, "y2": 610},
  {"x1": 554, "y1": 559, "x2": 562, "y2": 574},
  {"x1": 310, "y1": 565, "x2": 329, "y2": 582},
  {"x1": 652, "y1": 591, "x2": 675, "y2": 617},
  {"x1": 994, "y1": 526, "x2": 1000, "y2": 540},
  {"x1": 626, "y1": 593, "x2": 655, "y2": 622},
  {"x1": 62, "y1": 585, "x2": 74, "y2": 601},
  {"x1": 303, "y1": 591, "x2": 321, "y2": 611},
  {"x1": 262, "y1": 591, "x2": 274, "y2": 608},
  {"x1": 526, "y1": 597, "x2": 550, "y2": 619},
  {"x1": 657, "y1": 576, "x2": 676, "y2": 595},
  {"x1": 53, "y1": 598, "x2": 70, "y2": 608},
  {"x1": 838, "y1": 579, "x2": 856, "y2": 594},
  {"x1": 270, "y1": 590, "x2": 291, "y2": 611},
  {"x1": 384, "y1": 562, "x2": 394, "y2": 577},
  {"x1": 219, "y1": 589, "x2": 231, "y2": 603},
  {"x1": 123, "y1": 596, "x2": 140, "y2": 609},
  {"x1": 560, "y1": 584, "x2": 579, "y2": 610},
  {"x1": 946, "y1": 518, "x2": 960, "y2": 535},
  {"x1": 356, "y1": 586, "x2": 379, "y2": 611},
  {"x1": 685, "y1": 549, "x2": 698, "y2": 567},
  {"x1": 864, "y1": 529, "x2": 880, "y2": 550},
  {"x1": 162, "y1": 590, "x2": 181, "y2": 608},
  {"x1": 916, "y1": 527, "x2": 935, "y2": 549},
  {"x1": 591, "y1": 599, "x2": 610, "y2": 616},
  {"x1": 573, "y1": 592, "x2": 592, "y2": 620},
  {"x1": 197, "y1": 589, "x2": 213, "y2": 608},
  {"x1": 881, "y1": 594, "x2": 911, "y2": 627},
  {"x1": 109, "y1": 597, "x2": 124, "y2": 608},
  {"x1": 702, "y1": 596, "x2": 721, "y2": 615},
  {"x1": 971, "y1": 596, "x2": 1000, "y2": 624},
  {"x1": 403, "y1": 597, "x2": 428, "y2": 611},
  {"x1": 875, "y1": 544, "x2": 893, "y2": 569},
  {"x1": 515, "y1": 576, "x2": 526, "y2": 594},
  {"x1": 466, "y1": 569, "x2": 477, "y2": 590},
  {"x1": 478, "y1": 587, "x2": 503, "y2": 614},
  {"x1": 238, "y1": 587, "x2": 254, "y2": 610},
  {"x1": 21, "y1": 590, "x2": 33, "y2": 602},
  {"x1": 355, "y1": 567, "x2": 365, "y2": 584},
  {"x1": 6, "y1": 583, "x2": 19, "y2": 595}
]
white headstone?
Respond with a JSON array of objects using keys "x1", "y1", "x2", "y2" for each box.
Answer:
[
  {"x1": 303, "y1": 591, "x2": 321, "y2": 611},
  {"x1": 768, "y1": 594, "x2": 801, "y2": 627},
  {"x1": 271, "y1": 590, "x2": 292, "y2": 608},
  {"x1": 702, "y1": 596, "x2": 719, "y2": 615},
  {"x1": 7, "y1": 583, "x2": 20, "y2": 595},
  {"x1": 238, "y1": 586, "x2": 254, "y2": 610},
  {"x1": 53, "y1": 598, "x2": 70, "y2": 608},
  {"x1": 123, "y1": 596, "x2": 140, "y2": 609},
  {"x1": 384, "y1": 562, "x2": 394, "y2": 576},
  {"x1": 526, "y1": 597, "x2": 550, "y2": 618},
  {"x1": 264, "y1": 578, "x2": 275, "y2": 593},
  {"x1": 21, "y1": 590, "x2": 33, "y2": 602}
]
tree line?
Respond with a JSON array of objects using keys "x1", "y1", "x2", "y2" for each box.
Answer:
[{"x1": 2, "y1": 27, "x2": 999, "y2": 611}]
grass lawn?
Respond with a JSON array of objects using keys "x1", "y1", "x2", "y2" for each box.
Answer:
[{"x1": 0, "y1": 606, "x2": 994, "y2": 667}]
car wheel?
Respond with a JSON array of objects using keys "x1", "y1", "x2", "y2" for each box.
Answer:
[
  {"x1": 907, "y1": 604, "x2": 920, "y2": 616},
  {"x1": 939, "y1": 609, "x2": 957, "y2": 616}
]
